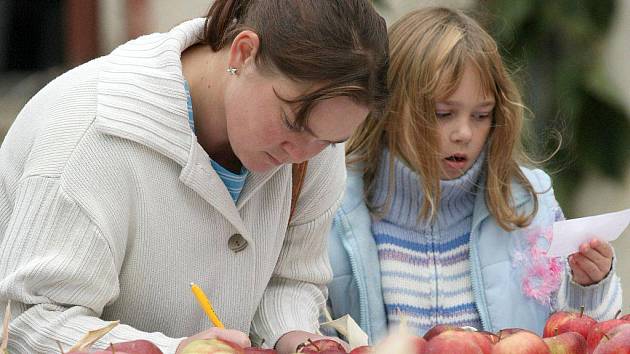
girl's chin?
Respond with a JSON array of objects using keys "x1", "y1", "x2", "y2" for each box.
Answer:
[
  {"x1": 441, "y1": 172, "x2": 464, "y2": 180},
  {"x1": 440, "y1": 162, "x2": 470, "y2": 180}
]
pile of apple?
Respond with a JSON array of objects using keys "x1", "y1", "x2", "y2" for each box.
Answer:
[
  {"x1": 166, "y1": 307, "x2": 630, "y2": 354},
  {"x1": 356, "y1": 306, "x2": 630, "y2": 354},
  {"x1": 65, "y1": 339, "x2": 164, "y2": 354},
  {"x1": 180, "y1": 338, "x2": 351, "y2": 354},
  {"x1": 61, "y1": 338, "x2": 279, "y2": 353},
  {"x1": 13, "y1": 306, "x2": 628, "y2": 354},
  {"x1": 62, "y1": 338, "x2": 282, "y2": 354},
  {"x1": 375, "y1": 306, "x2": 630, "y2": 354}
]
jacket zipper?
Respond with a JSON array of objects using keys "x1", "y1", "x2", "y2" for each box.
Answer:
[
  {"x1": 469, "y1": 223, "x2": 491, "y2": 332},
  {"x1": 470, "y1": 194, "x2": 530, "y2": 332},
  {"x1": 337, "y1": 214, "x2": 372, "y2": 340}
]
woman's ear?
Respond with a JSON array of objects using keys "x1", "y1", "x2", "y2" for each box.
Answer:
[{"x1": 227, "y1": 30, "x2": 261, "y2": 72}]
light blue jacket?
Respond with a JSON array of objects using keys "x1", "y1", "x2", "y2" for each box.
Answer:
[{"x1": 327, "y1": 166, "x2": 622, "y2": 343}]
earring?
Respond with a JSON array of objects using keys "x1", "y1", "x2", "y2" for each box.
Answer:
[{"x1": 226, "y1": 67, "x2": 238, "y2": 75}]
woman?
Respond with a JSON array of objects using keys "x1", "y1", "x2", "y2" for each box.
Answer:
[{"x1": 0, "y1": 1, "x2": 389, "y2": 353}]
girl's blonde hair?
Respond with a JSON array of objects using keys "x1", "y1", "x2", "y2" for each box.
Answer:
[{"x1": 347, "y1": 6, "x2": 538, "y2": 230}]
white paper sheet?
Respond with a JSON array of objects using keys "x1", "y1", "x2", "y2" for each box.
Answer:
[
  {"x1": 548, "y1": 208, "x2": 630, "y2": 257},
  {"x1": 320, "y1": 314, "x2": 369, "y2": 349}
]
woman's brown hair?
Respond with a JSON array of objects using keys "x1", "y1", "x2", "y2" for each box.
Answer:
[
  {"x1": 205, "y1": 0, "x2": 389, "y2": 126},
  {"x1": 347, "y1": 6, "x2": 539, "y2": 230}
]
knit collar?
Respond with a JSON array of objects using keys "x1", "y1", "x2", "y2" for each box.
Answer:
[
  {"x1": 371, "y1": 148, "x2": 486, "y2": 231},
  {"x1": 92, "y1": 18, "x2": 283, "y2": 234},
  {"x1": 93, "y1": 18, "x2": 206, "y2": 167}
]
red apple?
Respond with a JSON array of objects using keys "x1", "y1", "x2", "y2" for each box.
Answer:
[
  {"x1": 423, "y1": 324, "x2": 461, "y2": 341},
  {"x1": 422, "y1": 324, "x2": 492, "y2": 353},
  {"x1": 593, "y1": 323, "x2": 630, "y2": 354},
  {"x1": 425, "y1": 330, "x2": 485, "y2": 354},
  {"x1": 478, "y1": 331, "x2": 500, "y2": 345},
  {"x1": 297, "y1": 339, "x2": 347, "y2": 353},
  {"x1": 423, "y1": 326, "x2": 493, "y2": 353},
  {"x1": 497, "y1": 328, "x2": 538, "y2": 340},
  {"x1": 586, "y1": 318, "x2": 630, "y2": 353},
  {"x1": 244, "y1": 348, "x2": 277, "y2": 353},
  {"x1": 180, "y1": 338, "x2": 244, "y2": 354},
  {"x1": 373, "y1": 331, "x2": 427, "y2": 354},
  {"x1": 67, "y1": 350, "x2": 132, "y2": 354},
  {"x1": 110, "y1": 339, "x2": 162, "y2": 353},
  {"x1": 66, "y1": 349, "x2": 128, "y2": 354},
  {"x1": 66, "y1": 340, "x2": 163, "y2": 354},
  {"x1": 492, "y1": 330, "x2": 550, "y2": 354},
  {"x1": 469, "y1": 332, "x2": 495, "y2": 354},
  {"x1": 543, "y1": 331, "x2": 587, "y2": 353},
  {"x1": 348, "y1": 345, "x2": 374, "y2": 354},
  {"x1": 544, "y1": 307, "x2": 596, "y2": 340},
  {"x1": 410, "y1": 335, "x2": 428, "y2": 354}
]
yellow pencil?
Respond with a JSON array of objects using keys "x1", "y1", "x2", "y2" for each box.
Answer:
[{"x1": 190, "y1": 282, "x2": 224, "y2": 328}]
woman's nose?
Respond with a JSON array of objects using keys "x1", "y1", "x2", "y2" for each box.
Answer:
[{"x1": 281, "y1": 137, "x2": 327, "y2": 163}]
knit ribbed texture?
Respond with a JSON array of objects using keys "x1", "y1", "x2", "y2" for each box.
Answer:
[
  {"x1": 0, "y1": 19, "x2": 344, "y2": 353},
  {"x1": 371, "y1": 149, "x2": 484, "y2": 335},
  {"x1": 556, "y1": 248, "x2": 623, "y2": 320}
]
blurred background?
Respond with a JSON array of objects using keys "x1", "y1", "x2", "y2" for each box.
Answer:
[{"x1": 0, "y1": 0, "x2": 628, "y2": 308}]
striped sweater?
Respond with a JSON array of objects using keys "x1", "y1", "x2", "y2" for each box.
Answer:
[{"x1": 370, "y1": 150, "x2": 485, "y2": 334}]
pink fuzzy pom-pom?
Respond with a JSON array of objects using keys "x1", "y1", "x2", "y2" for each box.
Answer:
[{"x1": 512, "y1": 226, "x2": 562, "y2": 306}]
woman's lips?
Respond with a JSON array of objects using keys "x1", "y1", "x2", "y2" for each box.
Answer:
[{"x1": 266, "y1": 152, "x2": 284, "y2": 166}]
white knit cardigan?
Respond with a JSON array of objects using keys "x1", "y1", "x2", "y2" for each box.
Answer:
[{"x1": 0, "y1": 19, "x2": 345, "y2": 354}]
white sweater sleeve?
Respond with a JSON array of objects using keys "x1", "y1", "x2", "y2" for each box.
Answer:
[
  {"x1": 250, "y1": 147, "x2": 346, "y2": 348},
  {"x1": 555, "y1": 256, "x2": 623, "y2": 321},
  {"x1": 249, "y1": 201, "x2": 339, "y2": 348},
  {"x1": 0, "y1": 176, "x2": 182, "y2": 354}
]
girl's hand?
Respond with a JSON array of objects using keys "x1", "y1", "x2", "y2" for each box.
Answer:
[
  {"x1": 176, "y1": 327, "x2": 251, "y2": 354},
  {"x1": 568, "y1": 238, "x2": 613, "y2": 286}
]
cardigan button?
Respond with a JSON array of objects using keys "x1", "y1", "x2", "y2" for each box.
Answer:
[{"x1": 228, "y1": 233, "x2": 247, "y2": 253}]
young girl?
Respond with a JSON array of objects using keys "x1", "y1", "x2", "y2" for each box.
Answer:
[
  {"x1": 327, "y1": 7, "x2": 621, "y2": 343},
  {"x1": 0, "y1": 1, "x2": 388, "y2": 353}
]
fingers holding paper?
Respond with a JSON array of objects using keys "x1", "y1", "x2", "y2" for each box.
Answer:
[{"x1": 568, "y1": 238, "x2": 613, "y2": 286}]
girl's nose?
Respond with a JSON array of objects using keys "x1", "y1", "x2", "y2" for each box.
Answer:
[{"x1": 450, "y1": 118, "x2": 473, "y2": 144}]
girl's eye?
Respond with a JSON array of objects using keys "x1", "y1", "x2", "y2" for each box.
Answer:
[
  {"x1": 435, "y1": 111, "x2": 451, "y2": 118},
  {"x1": 473, "y1": 112, "x2": 492, "y2": 120}
]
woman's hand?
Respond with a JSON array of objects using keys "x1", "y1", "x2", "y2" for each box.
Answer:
[
  {"x1": 568, "y1": 238, "x2": 613, "y2": 286},
  {"x1": 175, "y1": 327, "x2": 251, "y2": 354}
]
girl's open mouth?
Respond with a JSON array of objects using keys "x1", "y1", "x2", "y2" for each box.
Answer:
[{"x1": 444, "y1": 154, "x2": 468, "y2": 170}]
